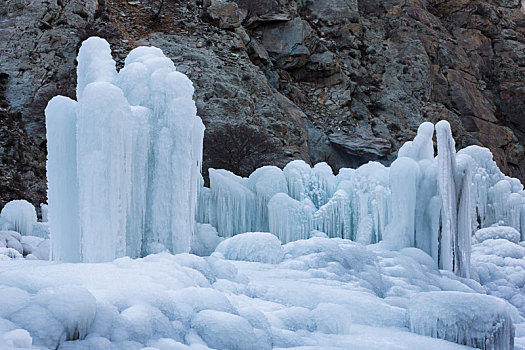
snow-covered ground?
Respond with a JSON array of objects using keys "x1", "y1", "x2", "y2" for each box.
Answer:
[{"x1": 1, "y1": 233, "x2": 523, "y2": 350}]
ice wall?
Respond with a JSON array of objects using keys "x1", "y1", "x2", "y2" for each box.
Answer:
[
  {"x1": 198, "y1": 120, "x2": 525, "y2": 278},
  {"x1": 46, "y1": 37, "x2": 204, "y2": 262}
]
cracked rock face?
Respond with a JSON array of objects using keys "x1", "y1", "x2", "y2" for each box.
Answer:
[{"x1": 0, "y1": 0, "x2": 524, "y2": 208}]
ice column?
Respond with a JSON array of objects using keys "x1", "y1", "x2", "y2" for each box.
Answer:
[
  {"x1": 45, "y1": 96, "x2": 81, "y2": 262},
  {"x1": 77, "y1": 81, "x2": 133, "y2": 262},
  {"x1": 455, "y1": 154, "x2": 473, "y2": 278},
  {"x1": 436, "y1": 120, "x2": 473, "y2": 276},
  {"x1": 46, "y1": 37, "x2": 204, "y2": 262},
  {"x1": 383, "y1": 157, "x2": 419, "y2": 249},
  {"x1": 436, "y1": 120, "x2": 457, "y2": 271}
]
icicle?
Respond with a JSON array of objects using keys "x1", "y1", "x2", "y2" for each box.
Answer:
[
  {"x1": 209, "y1": 169, "x2": 257, "y2": 237},
  {"x1": 313, "y1": 190, "x2": 351, "y2": 239}
]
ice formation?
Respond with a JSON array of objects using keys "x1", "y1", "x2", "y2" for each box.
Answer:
[
  {"x1": 0, "y1": 200, "x2": 37, "y2": 236},
  {"x1": 45, "y1": 37, "x2": 204, "y2": 262},
  {"x1": 408, "y1": 291, "x2": 515, "y2": 349},
  {"x1": 198, "y1": 120, "x2": 525, "y2": 278}
]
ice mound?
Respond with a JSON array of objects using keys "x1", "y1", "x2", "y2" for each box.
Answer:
[
  {"x1": 190, "y1": 224, "x2": 222, "y2": 257},
  {"x1": 474, "y1": 226, "x2": 521, "y2": 244},
  {"x1": 0, "y1": 200, "x2": 37, "y2": 236},
  {"x1": 214, "y1": 232, "x2": 284, "y2": 263},
  {"x1": 7, "y1": 286, "x2": 96, "y2": 349},
  {"x1": 191, "y1": 310, "x2": 269, "y2": 350},
  {"x1": 312, "y1": 303, "x2": 352, "y2": 334},
  {"x1": 0, "y1": 329, "x2": 32, "y2": 349},
  {"x1": 0, "y1": 231, "x2": 23, "y2": 255},
  {"x1": 408, "y1": 291, "x2": 516, "y2": 349}
]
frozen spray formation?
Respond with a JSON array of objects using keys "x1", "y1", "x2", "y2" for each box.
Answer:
[
  {"x1": 46, "y1": 37, "x2": 204, "y2": 262},
  {"x1": 199, "y1": 121, "x2": 525, "y2": 276}
]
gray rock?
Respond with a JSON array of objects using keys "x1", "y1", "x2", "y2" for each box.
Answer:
[
  {"x1": 256, "y1": 17, "x2": 317, "y2": 70},
  {"x1": 206, "y1": 0, "x2": 243, "y2": 29}
]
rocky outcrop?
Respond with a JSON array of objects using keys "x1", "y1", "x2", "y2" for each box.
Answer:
[{"x1": 0, "y1": 0, "x2": 524, "y2": 207}]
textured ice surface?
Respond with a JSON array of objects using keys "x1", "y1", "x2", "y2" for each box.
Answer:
[
  {"x1": 409, "y1": 291, "x2": 515, "y2": 349},
  {"x1": 0, "y1": 237, "x2": 501, "y2": 350}
]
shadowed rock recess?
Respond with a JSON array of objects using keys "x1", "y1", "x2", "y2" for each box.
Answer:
[{"x1": 0, "y1": 0, "x2": 524, "y2": 208}]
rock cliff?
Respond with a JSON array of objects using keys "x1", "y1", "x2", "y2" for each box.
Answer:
[{"x1": 0, "y1": 0, "x2": 524, "y2": 208}]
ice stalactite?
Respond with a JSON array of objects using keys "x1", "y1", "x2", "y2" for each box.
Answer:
[
  {"x1": 435, "y1": 121, "x2": 473, "y2": 276},
  {"x1": 455, "y1": 154, "x2": 473, "y2": 278}
]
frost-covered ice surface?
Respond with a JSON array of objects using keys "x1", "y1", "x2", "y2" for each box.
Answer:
[{"x1": 1, "y1": 234, "x2": 525, "y2": 349}]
